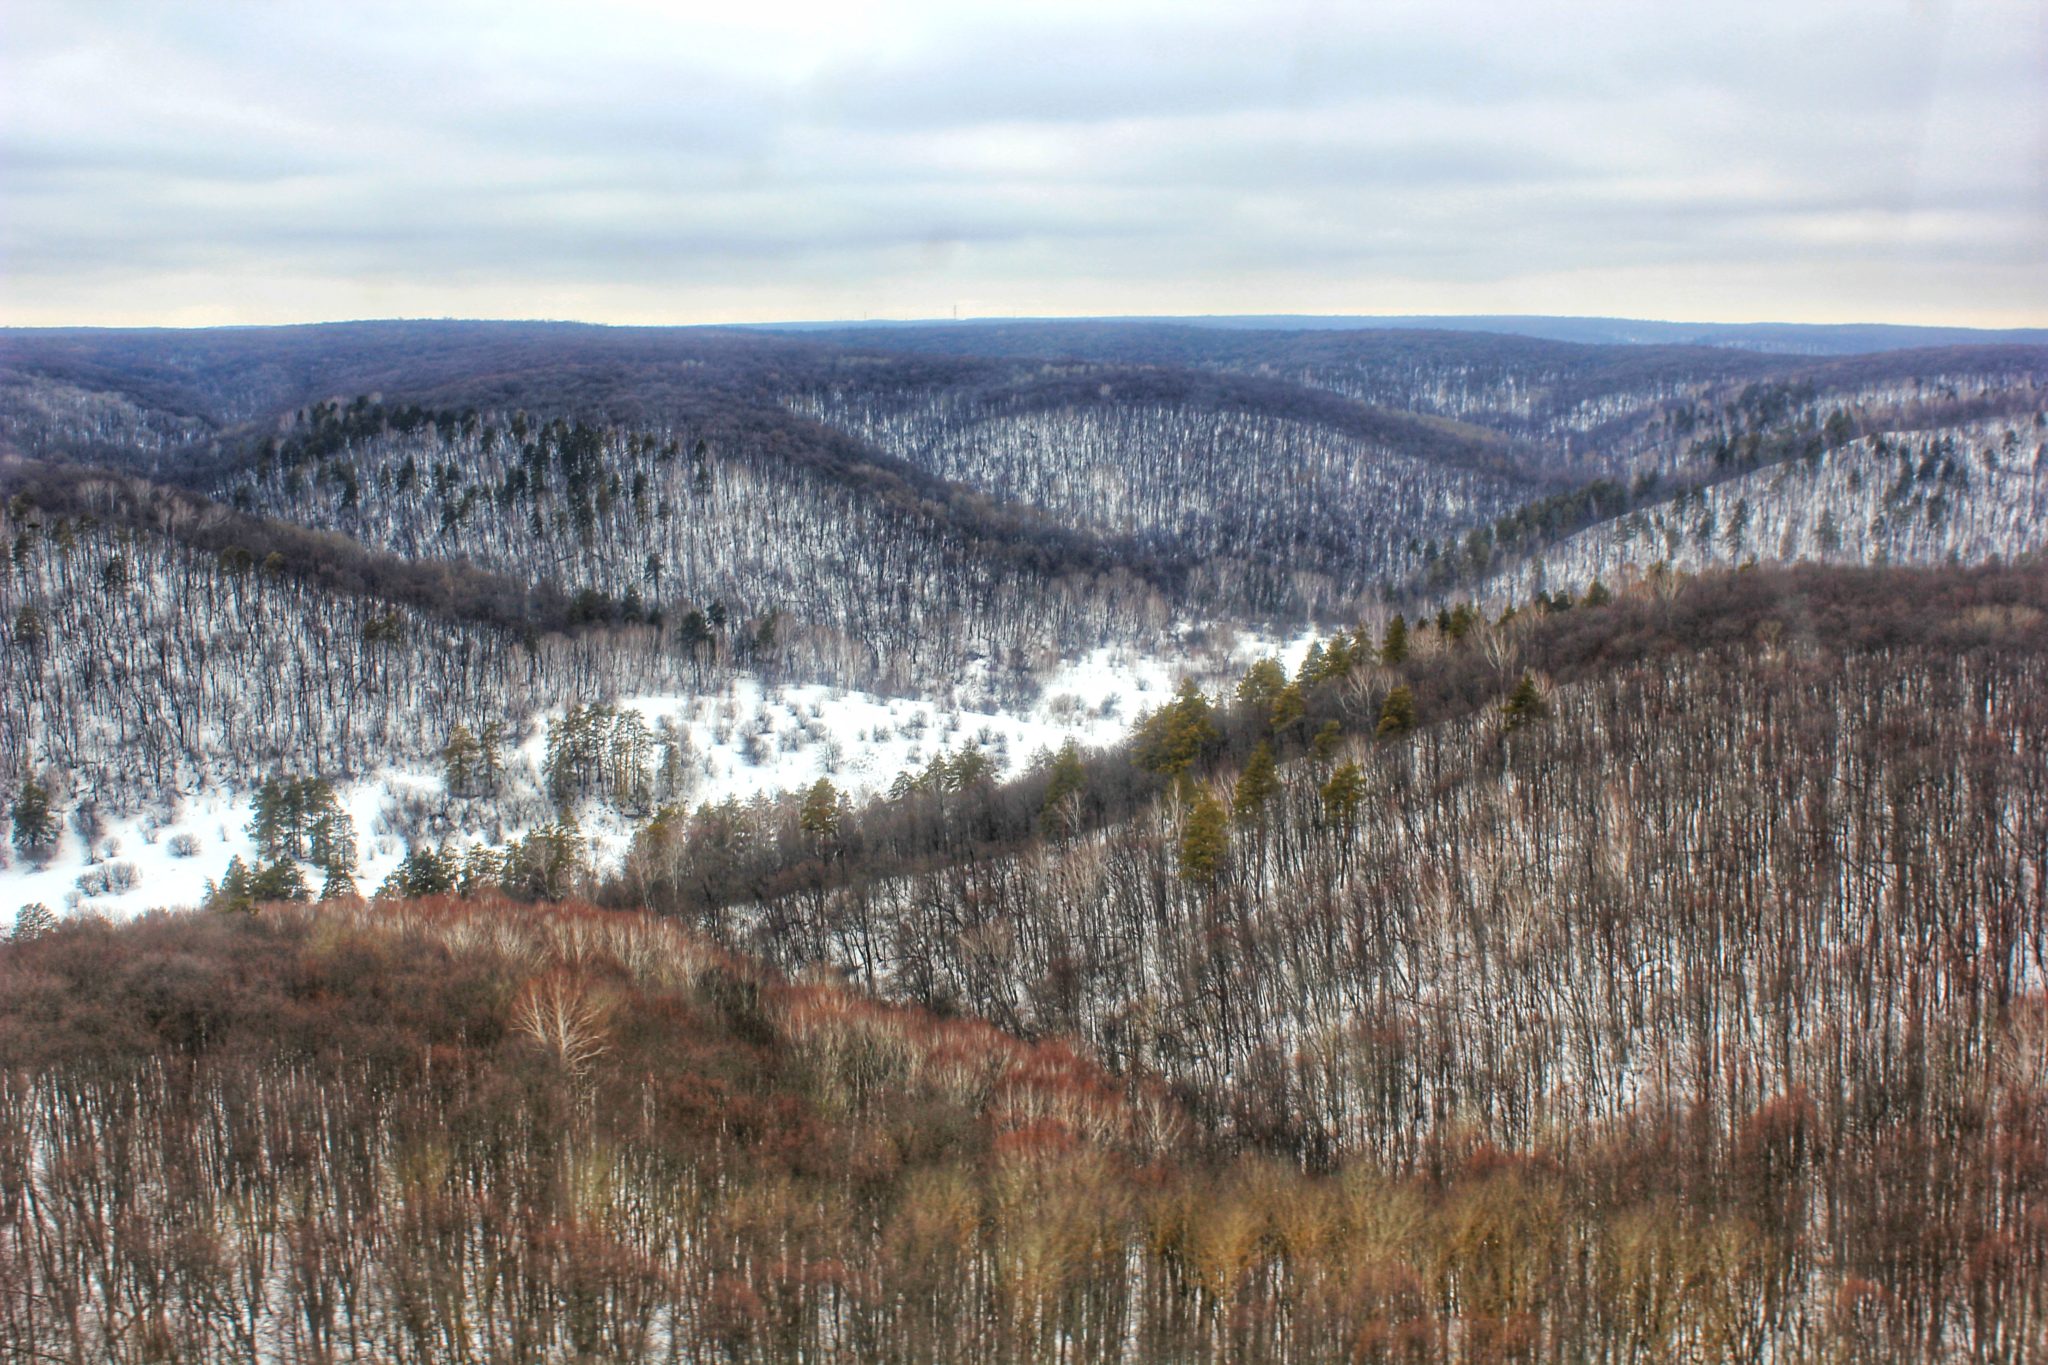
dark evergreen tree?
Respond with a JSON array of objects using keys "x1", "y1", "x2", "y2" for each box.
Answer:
[
  {"x1": 251, "y1": 860, "x2": 311, "y2": 904},
  {"x1": 1311, "y1": 719, "x2": 1344, "y2": 763},
  {"x1": 1178, "y1": 787, "x2": 1229, "y2": 887},
  {"x1": 1232, "y1": 742, "x2": 1279, "y2": 828},
  {"x1": 1376, "y1": 686, "x2": 1417, "y2": 738},
  {"x1": 1380, "y1": 615, "x2": 1408, "y2": 666},
  {"x1": 1502, "y1": 672, "x2": 1549, "y2": 731},
  {"x1": 1268, "y1": 683, "x2": 1307, "y2": 737},
  {"x1": 1134, "y1": 680, "x2": 1218, "y2": 777},
  {"x1": 1320, "y1": 761, "x2": 1366, "y2": 831},
  {"x1": 10, "y1": 775, "x2": 60, "y2": 863},
  {"x1": 1233, "y1": 658, "x2": 1287, "y2": 712},
  {"x1": 380, "y1": 845, "x2": 457, "y2": 899},
  {"x1": 799, "y1": 778, "x2": 843, "y2": 843},
  {"x1": 443, "y1": 724, "x2": 481, "y2": 795}
]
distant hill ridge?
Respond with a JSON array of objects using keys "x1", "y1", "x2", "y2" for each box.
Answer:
[{"x1": 753, "y1": 312, "x2": 2048, "y2": 354}]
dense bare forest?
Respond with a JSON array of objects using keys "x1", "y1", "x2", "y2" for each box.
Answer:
[
  {"x1": 221, "y1": 399, "x2": 1173, "y2": 696},
  {"x1": 0, "y1": 484, "x2": 594, "y2": 818},
  {"x1": 1475, "y1": 417, "x2": 2048, "y2": 602},
  {"x1": 796, "y1": 374, "x2": 1528, "y2": 615},
  {"x1": 6, "y1": 562, "x2": 2042, "y2": 1359},
  {"x1": 3, "y1": 322, "x2": 2045, "y2": 1360}
]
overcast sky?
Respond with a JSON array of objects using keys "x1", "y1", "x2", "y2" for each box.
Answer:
[{"x1": 2, "y1": 0, "x2": 2042, "y2": 327}]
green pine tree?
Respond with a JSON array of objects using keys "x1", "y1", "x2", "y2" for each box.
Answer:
[
  {"x1": 799, "y1": 778, "x2": 843, "y2": 842},
  {"x1": 205, "y1": 857, "x2": 257, "y2": 913},
  {"x1": 460, "y1": 846, "x2": 506, "y2": 898},
  {"x1": 1502, "y1": 673, "x2": 1549, "y2": 731},
  {"x1": 502, "y1": 823, "x2": 585, "y2": 900},
  {"x1": 250, "y1": 860, "x2": 310, "y2": 905},
  {"x1": 1234, "y1": 659, "x2": 1287, "y2": 712},
  {"x1": 947, "y1": 746, "x2": 996, "y2": 791},
  {"x1": 475, "y1": 722, "x2": 506, "y2": 794},
  {"x1": 1268, "y1": 683, "x2": 1307, "y2": 736},
  {"x1": 1135, "y1": 680, "x2": 1218, "y2": 777},
  {"x1": 443, "y1": 723, "x2": 481, "y2": 796},
  {"x1": 1380, "y1": 615, "x2": 1409, "y2": 666},
  {"x1": 1376, "y1": 686, "x2": 1417, "y2": 738},
  {"x1": 380, "y1": 845, "x2": 457, "y2": 899},
  {"x1": 1311, "y1": 720, "x2": 1344, "y2": 763},
  {"x1": 1178, "y1": 787, "x2": 1230, "y2": 887},
  {"x1": 308, "y1": 795, "x2": 356, "y2": 883},
  {"x1": 1321, "y1": 763, "x2": 1367, "y2": 832},
  {"x1": 10, "y1": 776, "x2": 60, "y2": 862},
  {"x1": 1318, "y1": 633, "x2": 1355, "y2": 679},
  {"x1": 1232, "y1": 743, "x2": 1279, "y2": 827}
]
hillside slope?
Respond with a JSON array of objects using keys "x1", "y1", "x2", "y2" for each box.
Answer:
[
  {"x1": 6, "y1": 322, "x2": 2046, "y2": 933},
  {"x1": 1, "y1": 470, "x2": 1276, "y2": 918},
  {"x1": 617, "y1": 561, "x2": 2048, "y2": 1357},
  {"x1": 6, "y1": 882, "x2": 2041, "y2": 1361}
]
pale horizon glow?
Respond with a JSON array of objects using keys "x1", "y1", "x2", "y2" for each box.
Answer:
[{"x1": 3, "y1": 0, "x2": 2043, "y2": 330}]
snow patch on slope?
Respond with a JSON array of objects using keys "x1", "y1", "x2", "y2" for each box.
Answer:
[{"x1": 5, "y1": 628, "x2": 1320, "y2": 924}]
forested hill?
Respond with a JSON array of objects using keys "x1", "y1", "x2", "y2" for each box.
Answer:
[
  {"x1": 5, "y1": 315, "x2": 2047, "y2": 1355},
  {"x1": 4, "y1": 319, "x2": 2045, "y2": 925},
  {"x1": 9, "y1": 320, "x2": 2040, "y2": 619},
  {"x1": 6, "y1": 558, "x2": 2045, "y2": 1360},
  {"x1": 610, "y1": 558, "x2": 2048, "y2": 1357},
  {"x1": 3, "y1": 321, "x2": 1558, "y2": 629},
  {"x1": 613, "y1": 557, "x2": 2048, "y2": 935},
  {"x1": 772, "y1": 312, "x2": 2048, "y2": 353}
]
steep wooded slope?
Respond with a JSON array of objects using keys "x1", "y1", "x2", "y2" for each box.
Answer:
[
  {"x1": 1477, "y1": 417, "x2": 2048, "y2": 601},
  {"x1": 215, "y1": 398, "x2": 1175, "y2": 693},
  {"x1": 615, "y1": 563, "x2": 2048, "y2": 1356},
  {"x1": 6, "y1": 876, "x2": 2042, "y2": 1361},
  {"x1": 796, "y1": 366, "x2": 1536, "y2": 617}
]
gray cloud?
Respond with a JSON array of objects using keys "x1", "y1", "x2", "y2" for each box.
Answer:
[{"x1": 1, "y1": 0, "x2": 2040, "y2": 326}]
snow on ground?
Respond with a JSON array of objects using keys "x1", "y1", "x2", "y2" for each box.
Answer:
[
  {"x1": 0, "y1": 773, "x2": 444, "y2": 929},
  {"x1": 6, "y1": 626, "x2": 1324, "y2": 925},
  {"x1": 1469, "y1": 422, "x2": 2048, "y2": 607},
  {"x1": 3, "y1": 788, "x2": 258, "y2": 927}
]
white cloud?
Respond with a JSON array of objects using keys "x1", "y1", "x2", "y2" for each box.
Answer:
[{"x1": 1, "y1": 0, "x2": 2041, "y2": 326}]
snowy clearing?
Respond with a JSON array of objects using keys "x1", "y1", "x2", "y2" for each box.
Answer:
[{"x1": 4, "y1": 628, "x2": 1320, "y2": 923}]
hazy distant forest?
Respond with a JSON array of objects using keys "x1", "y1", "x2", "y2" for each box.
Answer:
[{"x1": 2, "y1": 320, "x2": 2046, "y2": 1360}]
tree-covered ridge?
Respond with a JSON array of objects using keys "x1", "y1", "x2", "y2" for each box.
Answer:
[
  {"x1": 221, "y1": 399, "x2": 1177, "y2": 699},
  {"x1": 0, "y1": 895, "x2": 1171, "y2": 1362},
  {"x1": 796, "y1": 374, "x2": 1532, "y2": 619},
  {"x1": 1455, "y1": 416, "x2": 2048, "y2": 603},
  {"x1": 1392, "y1": 360, "x2": 2048, "y2": 599},
  {"x1": 6, "y1": 321, "x2": 2048, "y2": 1360},
  {"x1": 594, "y1": 562, "x2": 2048, "y2": 1356},
  {"x1": 1, "y1": 493, "x2": 504, "y2": 795},
  {"x1": 784, "y1": 321, "x2": 2045, "y2": 463},
  {"x1": 783, "y1": 319, "x2": 1806, "y2": 421},
  {"x1": 0, "y1": 479, "x2": 754, "y2": 845},
  {"x1": 610, "y1": 562, "x2": 2045, "y2": 917},
  {"x1": 7, "y1": 321, "x2": 2041, "y2": 634},
  {"x1": 7, "y1": 881, "x2": 2041, "y2": 1361}
]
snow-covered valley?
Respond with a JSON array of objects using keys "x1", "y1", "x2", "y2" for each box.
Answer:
[{"x1": 3, "y1": 631, "x2": 1316, "y2": 923}]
